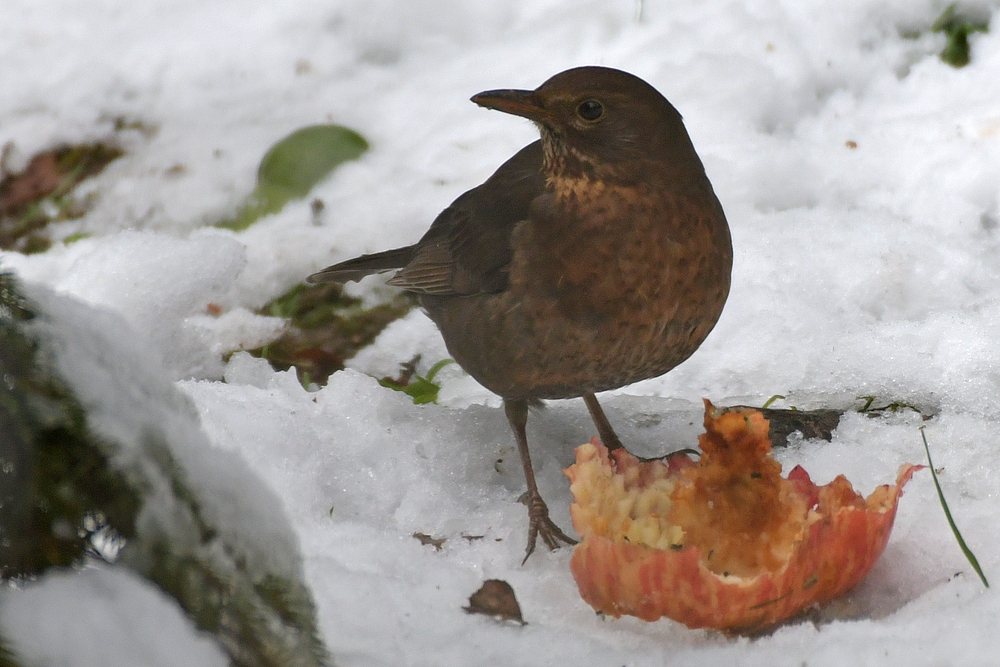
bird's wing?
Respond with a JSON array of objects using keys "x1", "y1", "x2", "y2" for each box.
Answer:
[{"x1": 388, "y1": 141, "x2": 545, "y2": 296}]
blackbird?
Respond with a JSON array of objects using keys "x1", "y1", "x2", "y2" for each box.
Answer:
[{"x1": 308, "y1": 66, "x2": 732, "y2": 561}]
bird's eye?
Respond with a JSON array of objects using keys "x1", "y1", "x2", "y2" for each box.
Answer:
[{"x1": 576, "y1": 99, "x2": 604, "y2": 122}]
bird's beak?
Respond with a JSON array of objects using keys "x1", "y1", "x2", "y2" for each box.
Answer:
[{"x1": 471, "y1": 89, "x2": 556, "y2": 124}]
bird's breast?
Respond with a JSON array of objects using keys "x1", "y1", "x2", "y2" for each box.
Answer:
[{"x1": 511, "y1": 178, "x2": 716, "y2": 325}]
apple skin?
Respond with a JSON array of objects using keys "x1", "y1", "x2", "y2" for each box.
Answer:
[{"x1": 565, "y1": 402, "x2": 920, "y2": 633}]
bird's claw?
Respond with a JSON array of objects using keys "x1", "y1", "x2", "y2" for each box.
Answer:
[
  {"x1": 522, "y1": 493, "x2": 577, "y2": 564},
  {"x1": 637, "y1": 446, "x2": 700, "y2": 463}
]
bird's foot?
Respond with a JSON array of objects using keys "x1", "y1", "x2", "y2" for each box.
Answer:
[{"x1": 520, "y1": 491, "x2": 577, "y2": 564}]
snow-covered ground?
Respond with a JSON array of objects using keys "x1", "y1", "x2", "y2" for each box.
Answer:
[{"x1": 2, "y1": 1, "x2": 1000, "y2": 665}]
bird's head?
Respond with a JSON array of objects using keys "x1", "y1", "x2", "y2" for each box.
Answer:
[{"x1": 472, "y1": 66, "x2": 704, "y2": 184}]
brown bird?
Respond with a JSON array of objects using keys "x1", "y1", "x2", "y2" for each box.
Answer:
[{"x1": 308, "y1": 66, "x2": 732, "y2": 561}]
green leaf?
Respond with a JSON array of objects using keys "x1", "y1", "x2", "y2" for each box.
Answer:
[
  {"x1": 424, "y1": 358, "x2": 455, "y2": 383},
  {"x1": 257, "y1": 125, "x2": 368, "y2": 198},
  {"x1": 761, "y1": 394, "x2": 786, "y2": 409},
  {"x1": 931, "y1": 4, "x2": 990, "y2": 68},
  {"x1": 403, "y1": 376, "x2": 443, "y2": 405},
  {"x1": 62, "y1": 232, "x2": 91, "y2": 245},
  {"x1": 379, "y1": 359, "x2": 455, "y2": 405},
  {"x1": 219, "y1": 124, "x2": 368, "y2": 231},
  {"x1": 920, "y1": 426, "x2": 988, "y2": 588}
]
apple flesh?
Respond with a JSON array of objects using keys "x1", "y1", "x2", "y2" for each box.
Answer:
[{"x1": 565, "y1": 401, "x2": 920, "y2": 633}]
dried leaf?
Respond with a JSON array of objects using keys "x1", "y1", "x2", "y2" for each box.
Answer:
[
  {"x1": 412, "y1": 532, "x2": 446, "y2": 551},
  {"x1": 464, "y1": 580, "x2": 525, "y2": 624}
]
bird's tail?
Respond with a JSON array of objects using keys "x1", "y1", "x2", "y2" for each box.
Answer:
[{"x1": 307, "y1": 245, "x2": 416, "y2": 284}]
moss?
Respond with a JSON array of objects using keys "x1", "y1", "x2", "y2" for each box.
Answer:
[
  {"x1": 0, "y1": 635, "x2": 23, "y2": 667},
  {"x1": 0, "y1": 273, "x2": 331, "y2": 666},
  {"x1": 0, "y1": 273, "x2": 139, "y2": 580},
  {"x1": 131, "y1": 433, "x2": 328, "y2": 667}
]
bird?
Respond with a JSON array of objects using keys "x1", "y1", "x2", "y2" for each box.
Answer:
[{"x1": 308, "y1": 66, "x2": 733, "y2": 562}]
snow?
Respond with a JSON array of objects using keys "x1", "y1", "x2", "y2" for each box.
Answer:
[
  {"x1": 2, "y1": 282, "x2": 322, "y2": 664},
  {"x1": 0, "y1": 566, "x2": 227, "y2": 667},
  {"x1": 2, "y1": 0, "x2": 1000, "y2": 664},
  {"x1": 18, "y1": 283, "x2": 307, "y2": 583}
]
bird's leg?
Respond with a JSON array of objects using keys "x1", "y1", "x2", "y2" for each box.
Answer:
[
  {"x1": 583, "y1": 393, "x2": 624, "y2": 452},
  {"x1": 504, "y1": 398, "x2": 577, "y2": 563},
  {"x1": 584, "y1": 393, "x2": 697, "y2": 460}
]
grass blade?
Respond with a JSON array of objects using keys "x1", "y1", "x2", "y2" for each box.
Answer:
[{"x1": 920, "y1": 426, "x2": 988, "y2": 588}]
